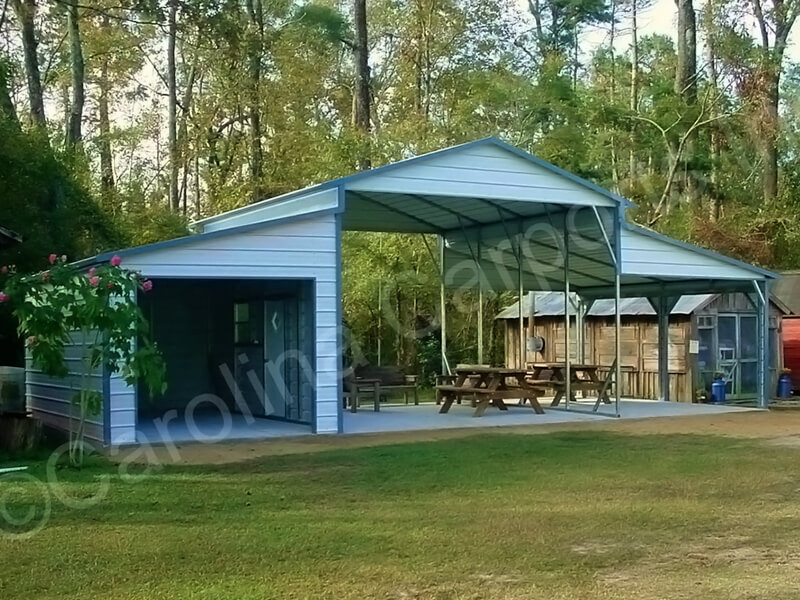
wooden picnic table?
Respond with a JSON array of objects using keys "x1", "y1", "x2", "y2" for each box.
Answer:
[
  {"x1": 527, "y1": 362, "x2": 615, "y2": 409},
  {"x1": 436, "y1": 366, "x2": 545, "y2": 417}
]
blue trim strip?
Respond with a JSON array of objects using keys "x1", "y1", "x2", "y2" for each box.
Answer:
[
  {"x1": 71, "y1": 207, "x2": 341, "y2": 269},
  {"x1": 102, "y1": 363, "x2": 111, "y2": 447},
  {"x1": 623, "y1": 222, "x2": 779, "y2": 279},
  {"x1": 309, "y1": 279, "x2": 318, "y2": 434},
  {"x1": 335, "y1": 186, "x2": 345, "y2": 434}
]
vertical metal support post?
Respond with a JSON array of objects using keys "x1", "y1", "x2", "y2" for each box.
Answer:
[
  {"x1": 657, "y1": 296, "x2": 669, "y2": 402},
  {"x1": 757, "y1": 279, "x2": 770, "y2": 408},
  {"x1": 564, "y1": 228, "x2": 571, "y2": 410},
  {"x1": 528, "y1": 291, "x2": 536, "y2": 353},
  {"x1": 575, "y1": 296, "x2": 584, "y2": 364},
  {"x1": 439, "y1": 235, "x2": 450, "y2": 375},
  {"x1": 377, "y1": 282, "x2": 382, "y2": 366},
  {"x1": 477, "y1": 240, "x2": 484, "y2": 365},
  {"x1": 614, "y1": 272, "x2": 621, "y2": 416},
  {"x1": 518, "y1": 263, "x2": 525, "y2": 370},
  {"x1": 517, "y1": 221, "x2": 525, "y2": 370}
]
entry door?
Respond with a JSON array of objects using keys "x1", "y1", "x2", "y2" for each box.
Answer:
[
  {"x1": 717, "y1": 314, "x2": 759, "y2": 399},
  {"x1": 234, "y1": 301, "x2": 266, "y2": 417},
  {"x1": 717, "y1": 315, "x2": 738, "y2": 396},
  {"x1": 264, "y1": 300, "x2": 289, "y2": 419}
]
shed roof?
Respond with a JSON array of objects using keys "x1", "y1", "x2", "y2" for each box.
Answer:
[
  {"x1": 495, "y1": 292, "x2": 715, "y2": 319},
  {"x1": 0, "y1": 225, "x2": 22, "y2": 249},
  {"x1": 773, "y1": 271, "x2": 800, "y2": 315}
]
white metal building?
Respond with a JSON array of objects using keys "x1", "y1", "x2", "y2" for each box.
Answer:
[{"x1": 25, "y1": 138, "x2": 778, "y2": 445}]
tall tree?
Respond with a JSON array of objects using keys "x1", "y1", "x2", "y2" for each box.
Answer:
[
  {"x1": 245, "y1": 0, "x2": 264, "y2": 196},
  {"x1": 65, "y1": 0, "x2": 85, "y2": 147},
  {"x1": 167, "y1": 0, "x2": 178, "y2": 211},
  {"x1": 352, "y1": 0, "x2": 371, "y2": 169},
  {"x1": 96, "y1": 14, "x2": 115, "y2": 205},
  {"x1": 674, "y1": 0, "x2": 696, "y2": 102},
  {"x1": 750, "y1": 0, "x2": 800, "y2": 203},
  {"x1": 11, "y1": 0, "x2": 46, "y2": 129}
]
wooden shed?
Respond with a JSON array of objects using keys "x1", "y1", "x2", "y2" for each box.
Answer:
[{"x1": 497, "y1": 292, "x2": 786, "y2": 402}]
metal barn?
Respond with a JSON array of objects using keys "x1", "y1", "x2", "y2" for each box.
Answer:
[{"x1": 24, "y1": 138, "x2": 778, "y2": 445}]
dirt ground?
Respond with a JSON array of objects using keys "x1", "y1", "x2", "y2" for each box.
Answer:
[{"x1": 112, "y1": 407, "x2": 800, "y2": 466}]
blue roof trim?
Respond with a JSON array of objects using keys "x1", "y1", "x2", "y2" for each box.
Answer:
[
  {"x1": 72, "y1": 206, "x2": 340, "y2": 269},
  {"x1": 193, "y1": 137, "x2": 635, "y2": 230},
  {"x1": 623, "y1": 222, "x2": 779, "y2": 279},
  {"x1": 193, "y1": 183, "x2": 343, "y2": 228}
]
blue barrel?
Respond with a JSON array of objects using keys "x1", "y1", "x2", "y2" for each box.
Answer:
[
  {"x1": 711, "y1": 376, "x2": 726, "y2": 403},
  {"x1": 777, "y1": 373, "x2": 792, "y2": 398}
]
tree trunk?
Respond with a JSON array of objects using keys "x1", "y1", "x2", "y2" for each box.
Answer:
[
  {"x1": 167, "y1": 0, "x2": 179, "y2": 211},
  {"x1": 65, "y1": 0, "x2": 84, "y2": 148},
  {"x1": 674, "y1": 0, "x2": 696, "y2": 103},
  {"x1": 352, "y1": 0, "x2": 371, "y2": 169},
  {"x1": 12, "y1": 0, "x2": 46, "y2": 129},
  {"x1": 0, "y1": 60, "x2": 19, "y2": 127},
  {"x1": 707, "y1": 32, "x2": 721, "y2": 220},
  {"x1": 245, "y1": 0, "x2": 264, "y2": 199},
  {"x1": 762, "y1": 73, "x2": 779, "y2": 203},
  {"x1": 178, "y1": 59, "x2": 197, "y2": 216},
  {"x1": 609, "y1": 0, "x2": 619, "y2": 189},
  {"x1": 98, "y1": 50, "x2": 115, "y2": 210},
  {"x1": 629, "y1": 0, "x2": 638, "y2": 178}
]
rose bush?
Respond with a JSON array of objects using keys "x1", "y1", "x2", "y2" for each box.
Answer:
[{"x1": 0, "y1": 255, "x2": 165, "y2": 466}]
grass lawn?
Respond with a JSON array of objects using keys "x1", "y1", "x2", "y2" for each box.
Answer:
[{"x1": 2, "y1": 430, "x2": 800, "y2": 599}]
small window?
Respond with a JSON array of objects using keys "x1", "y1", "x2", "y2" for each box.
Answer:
[{"x1": 697, "y1": 315, "x2": 714, "y2": 328}]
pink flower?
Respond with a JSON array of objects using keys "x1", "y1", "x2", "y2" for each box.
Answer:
[
  {"x1": 142, "y1": 280, "x2": 153, "y2": 292},
  {"x1": 0, "y1": 292, "x2": 8, "y2": 303},
  {"x1": 89, "y1": 276, "x2": 100, "y2": 287},
  {"x1": 42, "y1": 270, "x2": 50, "y2": 282},
  {"x1": 110, "y1": 255, "x2": 122, "y2": 267},
  {"x1": 25, "y1": 336, "x2": 36, "y2": 347},
  {"x1": 87, "y1": 267, "x2": 96, "y2": 277},
  {"x1": 48, "y1": 254, "x2": 57, "y2": 265},
  {"x1": 1, "y1": 266, "x2": 7, "y2": 274}
]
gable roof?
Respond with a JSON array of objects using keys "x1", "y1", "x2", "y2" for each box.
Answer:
[{"x1": 193, "y1": 137, "x2": 634, "y2": 232}]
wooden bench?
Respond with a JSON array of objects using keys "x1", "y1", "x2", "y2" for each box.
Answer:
[{"x1": 355, "y1": 365, "x2": 419, "y2": 406}]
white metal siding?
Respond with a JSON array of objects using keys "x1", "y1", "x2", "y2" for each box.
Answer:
[
  {"x1": 199, "y1": 188, "x2": 338, "y2": 233},
  {"x1": 115, "y1": 213, "x2": 340, "y2": 439},
  {"x1": 621, "y1": 228, "x2": 762, "y2": 280},
  {"x1": 26, "y1": 330, "x2": 105, "y2": 444},
  {"x1": 347, "y1": 144, "x2": 618, "y2": 207}
]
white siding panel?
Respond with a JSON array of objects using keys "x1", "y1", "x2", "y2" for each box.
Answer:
[
  {"x1": 348, "y1": 144, "x2": 617, "y2": 207},
  {"x1": 26, "y1": 330, "x2": 105, "y2": 444},
  {"x1": 120, "y1": 212, "x2": 340, "y2": 438},
  {"x1": 621, "y1": 228, "x2": 760, "y2": 280},
  {"x1": 200, "y1": 188, "x2": 338, "y2": 233}
]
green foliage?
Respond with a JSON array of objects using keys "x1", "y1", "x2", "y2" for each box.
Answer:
[
  {"x1": 0, "y1": 121, "x2": 119, "y2": 274},
  {"x1": 0, "y1": 255, "x2": 166, "y2": 466}
]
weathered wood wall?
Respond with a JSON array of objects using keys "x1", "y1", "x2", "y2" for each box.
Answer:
[{"x1": 504, "y1": 316, "x2": 693, "y2": 401}]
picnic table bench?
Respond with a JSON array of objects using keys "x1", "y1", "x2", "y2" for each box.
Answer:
[
  {"x1": 527, "y1": 361, "x2": 617, "y2": 411},
  {"x1": 344, "y1": 365, "x2": 419, "y2": 413},
  {"x1": 436, "y1": 366, "x2": 546, "y2": 417}
]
